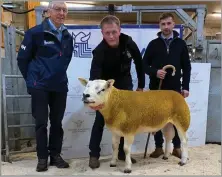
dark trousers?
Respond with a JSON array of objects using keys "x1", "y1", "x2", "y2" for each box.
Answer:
[
  {"x1": 29, "y1": 88, "x2": 67, "y2": 159},
  {"x1": 89, "y1": 111, "x2": 125, "y2": 158},
  {"x1": 154, "y1": 125, "x2": 181, "y2": 148}
]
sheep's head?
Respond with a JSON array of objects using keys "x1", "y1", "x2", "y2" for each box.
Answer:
[{"x1": 78, "y1": 78, "x2": 115, "y2": 110}]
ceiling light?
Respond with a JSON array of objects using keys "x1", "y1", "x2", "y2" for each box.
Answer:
[{"x1": 212, "y1": 12, "x2": 221, "y2": 17}]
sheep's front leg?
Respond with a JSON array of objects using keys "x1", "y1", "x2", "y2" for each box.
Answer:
[
  {"x1": 110, "y1": 133, "x2": 120, "y2": 167},
  {"x1": 123, "y1": 135, "x2": 135, "y2": 173}
]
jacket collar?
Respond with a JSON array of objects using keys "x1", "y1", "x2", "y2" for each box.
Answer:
[
  {"x1": 157, "y1": 30, "x2": 179, "y2": 39},
  {"x1": 42, "y1": 18, "x2": 70, "y2": 37},
  {"x1": 47, "y1": 18, "x2": 67, "y2": 32}
]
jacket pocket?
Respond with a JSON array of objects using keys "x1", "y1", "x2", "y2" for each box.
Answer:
[{"x1": 37, "y1": 44, "x2": 59, "y2": 59}]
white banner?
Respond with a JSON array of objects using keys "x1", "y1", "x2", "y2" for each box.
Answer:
[{"x1": 60, "y1": 25, "x2": 211, "y2": 159}]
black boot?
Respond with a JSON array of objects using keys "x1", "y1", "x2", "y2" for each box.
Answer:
[
  {"x1": 36, "y1": 158, "x2": 48, "y2": 172},
  {"x1": 89, "y1": 156, "x2": 100, "y2": 169},
  {"x1": 50, "y1": 154, "x2": 69, "y2": 168}
]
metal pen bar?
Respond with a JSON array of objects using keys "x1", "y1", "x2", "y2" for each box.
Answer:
[
  {"x1": 2, "y1": 75, "x2": 10, "y2": 162},
  {"x1": 9, "y1": 137, "x2": 35, "y2": 141},
  {"x1": 1, "y1": 22, "x2": 7, "y2": 28},
  {"x1": 8, "y1": 124, "x2": 35, "y2": 128},
  {"x1": 7, "y1": 111, "x2": 31, "y2": 114},
  {"x1": 9, "y1": 149, "x2": 36, "y2": 155},
  {"x1": 140, "y1": 10, "x2": 176, "y2": 13},
  {"x1": 1, "y1": 22, "x2": 24, "y2": 36},
  {"x1": 4, "y1": 75, "x2": 24, "y2": 78},
  {"x1": 207, "y1": 40, "x2": 221, "y2": 44},
  {"x1": 6, "y1": 95, "x2": 31, "y2": 98}
]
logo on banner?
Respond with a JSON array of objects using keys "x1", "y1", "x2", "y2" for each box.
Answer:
[
  {"x1": 72, "y1": 32, "x2": 92, "y2": 58},
  {"x1": 187, "y1": 129, "x2": 199, "y2": 142},
  {"x1": 69, "y1": 120, "x2": 90, "y2": 133},
  {"x1": 74, "y1": 120, "x2": 84, "y2": 128},
  {"x1": 190, "y1": 72, "x2": 203, "y2": 83},
  {"x1": 191, "y1": 72, "x2": 198, "y2": 80},
  {"x1": 69, "y1": 85, "x2": 82, "y2": 97},
  {"x1": 187, "y1": 101, "x2": 200, "y2": 113},
  {"x1": 188, "y1": 130, "x2": 195, "y2": 138}
]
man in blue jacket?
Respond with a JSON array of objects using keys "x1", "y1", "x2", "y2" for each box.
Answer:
[
  {"x1": 17, "y1": 2, "x2": 73, "y2": 172},
  {"x1": 142, "y1": 13, "x2": 191, "y2": 159}
]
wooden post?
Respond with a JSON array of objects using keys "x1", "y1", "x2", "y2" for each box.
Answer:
[{"x1": 26, "y1": 1, "x2": 40, "y2": 29}]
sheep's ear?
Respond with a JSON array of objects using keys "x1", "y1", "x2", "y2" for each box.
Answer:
[
  {"x1": 105, "y1": 79, "x2": 115, "y2": 89},
  {"x1": 78, "y1": 78, "x2": 88, "y2": 86}
]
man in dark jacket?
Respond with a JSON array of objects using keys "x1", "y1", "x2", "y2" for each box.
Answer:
[
  {"x1": 142, "y1": 13, "x2": 191, "y2": 159},
  {"x1": 17, "y1": 2, "x2": 73, "y2": 172},
  {"x1": 88, "y1": 15, "x2": 145, "y2": 169}
]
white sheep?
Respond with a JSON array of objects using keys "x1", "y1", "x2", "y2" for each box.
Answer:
[{"x1": 78, "y1": 75, "x2": 190, "y2": 173}]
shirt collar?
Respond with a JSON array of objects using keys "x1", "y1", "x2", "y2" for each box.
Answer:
[
  {"x1": 48, "y1": 18, "x2": 67, "y2": 32},
  {"x1": 161, "y1": 32, "x2": 173, "y2": 40}
]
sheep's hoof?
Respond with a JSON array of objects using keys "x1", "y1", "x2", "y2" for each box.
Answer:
[
  {"x1": 110, "y1": 164, "x2": 116, "y2": 167},
  {"x1": 124, "y1": 169, "x2": 132, "y2": 173},
  {"x1": 178, "y1": 161, "x2": 186, "y2": 166},
  {"x1": 162, "y1": 156, "x2": 168, "y2": 160}
]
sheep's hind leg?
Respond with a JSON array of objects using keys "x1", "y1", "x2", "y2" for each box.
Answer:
[
  {"x1": 110, "y1": 133, "x2": 120, "y2": 167},
  {"x1": 162, "y1": 123, "x2": 175, "y2": 160},
  {"x1": 123, "y1": 135, "x2": 135, "y2": 173},
  {"x1": 176, "y1": 127, "x2": 189, "y2": 166}
]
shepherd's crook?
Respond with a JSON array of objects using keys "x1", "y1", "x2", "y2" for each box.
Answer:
[{"x1": 143, "y1": 64, "x2": 176, "y2": 159}]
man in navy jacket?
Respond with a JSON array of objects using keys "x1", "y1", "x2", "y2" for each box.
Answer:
[
  {"x1": 142, "y1": 13, "x2": 191, "y2": 159},
  {"x1": 17, "y1": 2, "x2": 73, "y2": 172}
]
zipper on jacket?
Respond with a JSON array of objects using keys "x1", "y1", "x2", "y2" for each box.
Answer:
[{"x1": 161, "y1": 37, "x2": 177, "y2": 54}]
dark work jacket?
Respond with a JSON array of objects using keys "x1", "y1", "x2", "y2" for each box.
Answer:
[
  {"x1": 142, "y1": 30, "x2": 191, "y2": 92},
  {"x1": 17, "y1": 18, "x2": 73, "y2": 93},
  {"x1": 89, "y1": 33, "x2": 145, "y2": 90}
]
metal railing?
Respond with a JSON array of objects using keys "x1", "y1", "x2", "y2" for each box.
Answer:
[
  {"x1": 2, "y1": 75, "x2": 35, "y2": 162},
  {"x1": 1, "y1": 23, "x2": 36, "y2": 162}
]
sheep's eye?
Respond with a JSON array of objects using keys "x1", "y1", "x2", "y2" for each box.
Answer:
[{"x1": 97, "y1": 88, "x2": 105, "y2": 94}]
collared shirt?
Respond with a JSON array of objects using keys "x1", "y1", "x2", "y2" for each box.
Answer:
[
  {"x1": 161, "y1": 32, "x2": 173, "y2": 47},
  {"x1": 47, "y1": 18, "x2": 67, "y2": 41}
]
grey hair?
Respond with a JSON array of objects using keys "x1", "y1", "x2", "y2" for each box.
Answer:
[{"x1": 47, "y1": 1, "x2": 67, "y2": 9}]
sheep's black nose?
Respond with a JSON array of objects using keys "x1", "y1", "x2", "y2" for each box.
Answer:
[{"x1": 83, "y1": 93, "x2": 90, "y2": 99}]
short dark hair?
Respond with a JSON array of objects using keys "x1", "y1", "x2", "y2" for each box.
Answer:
[
  {"x1": 100, "y1": 15, "x2": 120, "y2": 28},
  {"x1": 159, "y1": 13, "x2": 174, "y2": 22}
]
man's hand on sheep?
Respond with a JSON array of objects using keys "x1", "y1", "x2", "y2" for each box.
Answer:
[
  {"x1": 157, "y1": 69, "x2": 167, "y2": 79},
  {"x1": 181, "y1": 90, "x2": 189, "y2": 98}
]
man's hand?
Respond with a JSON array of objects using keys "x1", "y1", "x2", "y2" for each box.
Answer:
[
  {"x1": 157, "y1": 70, "x2": 167, "y2": 79},
  {"x1": 136, "y1": 88, "x2": 143, "y2": 92},
  {"x1": 181, "y1": 90, "x2": 189, "y2": 98}
]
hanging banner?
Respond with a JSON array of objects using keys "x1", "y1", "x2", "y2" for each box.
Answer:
[{"x1": 60, "y1": 25, "x2": 211, "y2": 159}]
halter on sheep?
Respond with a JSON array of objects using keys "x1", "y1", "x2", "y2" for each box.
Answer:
[{"x1": 78, "y1": 69, "x2": 190, "y2": 173}]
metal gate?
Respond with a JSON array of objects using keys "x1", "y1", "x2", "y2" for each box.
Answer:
[
  {"x1": 205, "y1": 40, "x2": 221, "y2": 143},
  {"x1": 1, "y1": 23, "x2": 36, "y2": 162}
]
